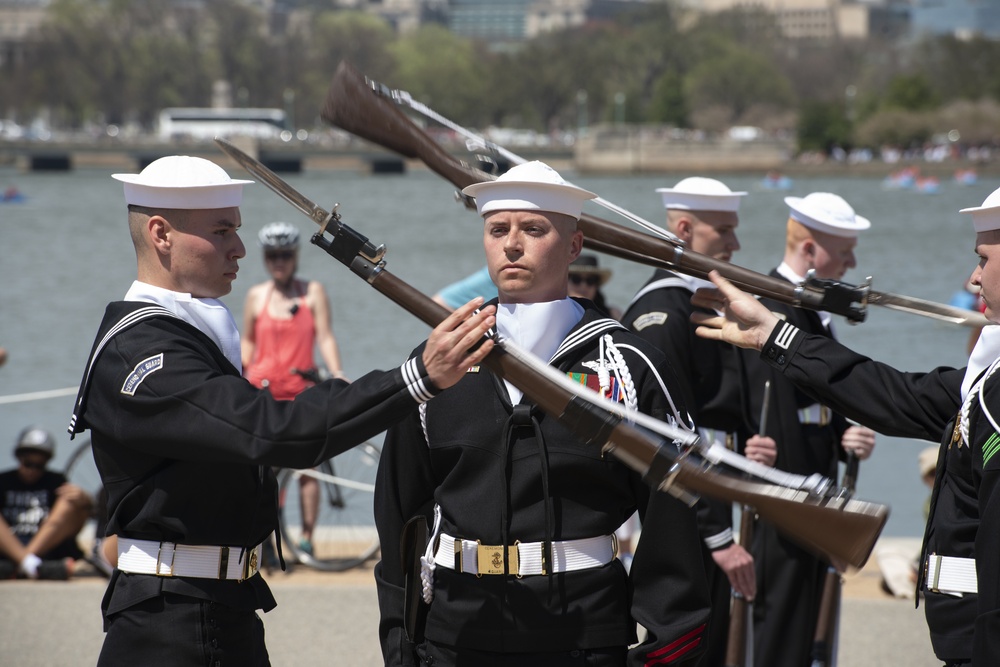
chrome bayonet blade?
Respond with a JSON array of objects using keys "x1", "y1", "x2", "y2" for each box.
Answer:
[
  {"x1": 215, "y1": 137, "x2": 386, "y2": 266},
  {"x1": 215, "y1": 137, "x2": 336, "y2": 232},
  {"x1": 867, "y1": 290, "x2": 988, "y2": 328}
]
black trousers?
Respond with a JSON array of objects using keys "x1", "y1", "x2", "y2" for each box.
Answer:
[
  {"x1": 98, "y1": 592, "x2": 269, "y2": 667},
  {"x1": 416, "y1": 641, "x2": 626, "y2": 667}
]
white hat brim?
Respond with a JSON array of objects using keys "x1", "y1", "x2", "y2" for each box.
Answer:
[
  {"x1": 113, "y1": 174, "x2": 254, "y2": 210},
  {"x1": 960, "y1": 203, "x2": 1000, "y2": 232},
  {"x1": 655, "y1": 187, "x2": 747, "y2": 213},
  {"x1": 785, "y1": 195, "x2": 870, "y2": 237},
  {"x1": 463, "y1": 180, "x2": 597, "y2": 219}
]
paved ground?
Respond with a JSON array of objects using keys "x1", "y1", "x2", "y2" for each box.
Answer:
[{"x1": 0, "y1": 538, "x2": 940, "y2": 666}]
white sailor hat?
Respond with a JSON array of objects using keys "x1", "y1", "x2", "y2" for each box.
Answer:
[
  {"x1": 655, "y1": 177, "x2": 747, "y2": 213},
  {"x1": 784, "y1": 192, "x2": 870, "y2": 238},
  {"x1": 960, "y1": 186, "x2": 1000, "y2": 232},
  {"x1": 462, "y1": 161, "x2": 597, "y2": 220},
  {"x1": 113, "y1": 156, "x2": 253, "y2": 209}
]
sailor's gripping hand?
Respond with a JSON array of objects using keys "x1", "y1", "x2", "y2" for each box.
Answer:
[
  {"x1": 691, "y1": 270, "x2": 781, "y2": 352},
  {"x1": 841, "y1": 425, "x2": 876, "y2": 460},
  {"x1": 422, "y1": 297, "x2": 496, "y2": 390},
  {"x1": 744, "y1": 434, "x2": 778, "y2": 467}
]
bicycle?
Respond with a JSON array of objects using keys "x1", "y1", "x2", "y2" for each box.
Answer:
[{"x1": 276, "y1": 441, "x2": 381, "y2": 571}]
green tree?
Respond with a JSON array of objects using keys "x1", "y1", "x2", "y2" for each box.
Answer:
[
  {"x1": 854, "y1": 108, "x2": 933, "y2": 147},
  {"x1": 25, "y1": 0, "x2": 119, "y2": 126},
  {"x1": 882, "y1": 73, "x2": 939, "y2": 111},
  {"x1": 504, "y1": 25, "x2": 631, "y2": 131},
  {"x1": 294, "y1": 11, "x2": 397, "y2": 130},
  {"x1": 205, "y1": 0, "x2": 273, "y2": 107},
  {"x1": 388, "y1": 25, "x2": 490, "y2": 127},
  {"x1": 684, "y1": 44, "x2": 795, "y2": 125},
  {"x1": 649, "y1": 68, "x2": 689, "y2": 126},
  {"x1": 797, "y1": 100, "x2": 852, "y2": 152},
  {"x1": 912, "y1": 35, "x2": 1000, "y2": 103}
]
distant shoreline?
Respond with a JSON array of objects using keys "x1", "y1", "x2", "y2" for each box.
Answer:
[{"x1": 1, "y1": 137, "x2": 995, "y2": 179}]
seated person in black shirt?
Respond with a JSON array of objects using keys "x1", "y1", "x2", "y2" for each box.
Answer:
[{"x1": 0, "y1": 427, "x2": 93, "y2": 580}]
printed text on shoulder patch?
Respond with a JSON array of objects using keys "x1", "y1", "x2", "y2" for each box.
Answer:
[
  {"x1": 632, "y1": 312, "x2": 668, "y2": 331},
  {"x1": 121, "y1": 353, "x2": 164, "y2": 396}
]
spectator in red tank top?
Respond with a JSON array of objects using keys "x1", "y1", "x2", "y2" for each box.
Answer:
[{"x1": 242, "y1": 222, "x2": 347, "y2": 556}]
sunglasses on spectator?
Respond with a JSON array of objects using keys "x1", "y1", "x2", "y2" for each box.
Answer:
[
  {"x1": 265, "y1": 250, "x2": 296, "y2": 262},
  {"x1": 569, "y1": 274, "x2": 600, "y2": 287},
  {"x1": 19, "y1": 458, "x2": 46, "y2": 471}
]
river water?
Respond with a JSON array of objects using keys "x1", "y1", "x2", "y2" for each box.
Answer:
[{"x1": 0, "y1": 162, "x2": 992, "y2": 538}]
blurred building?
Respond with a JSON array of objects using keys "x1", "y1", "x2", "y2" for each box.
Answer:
[
  {"x1": 0, "y1": 0, "x2": 47, "y2": 68},
  {"x1": 688, "y1": 0, "x2": 908, "y2": 41},
  {"x1": 906, "y1": 0, "x2": 1000, "y2": 39}
]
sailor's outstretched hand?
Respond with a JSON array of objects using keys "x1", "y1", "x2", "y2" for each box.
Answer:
[
  {"x1": 690, "y1": 271, "x2": 780, "y2": 352},
  {"x1": 422, "y1": 297, "x2": 496, "y2": 390}
]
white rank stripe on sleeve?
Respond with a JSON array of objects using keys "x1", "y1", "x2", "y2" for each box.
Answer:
[
  {"x1": 774, "y1": 321, "x2": 798, "y2": 350},
  {"x1": 401, "y1": 357, "x2": 435, "y2": 403}
]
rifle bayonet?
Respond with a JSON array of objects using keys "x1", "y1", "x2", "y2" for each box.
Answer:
[{"x1": 215, "y1": 137, "x2": 387, "y2": 279}]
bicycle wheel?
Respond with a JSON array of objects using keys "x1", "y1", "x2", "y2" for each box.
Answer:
[
  {"x1": 63, "y1": 439, "x2": 106, "y2": 553},
  {"x1": 278, "y1": 441, "x2": 381, "y2": 571}
]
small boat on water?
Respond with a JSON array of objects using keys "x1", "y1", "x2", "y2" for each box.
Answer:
[
  {"x1": 955, "y1": 168, "x2": 978, "y2": 186},
  {"x1": 882, "y1": 167, "x2": 919, "y2": 190},
  {"x1": 760, "y1": 170, "x2": 792, "y2": 190},
  {"x1": 760, "y1": 171, "x2": 792, "y2": 190},
  {"x1": 915, "y1": 176, "x2": 940, "y2": 194},
  {"x1": 2, "y1": 187, "x2": 25, "y2": 203}
]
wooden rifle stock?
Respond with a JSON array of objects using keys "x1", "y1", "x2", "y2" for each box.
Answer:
[
  {"x1": 319, "y1": 61, "x2": 856, "y2": 321},
  {"x1": 724, "y1": 504, "x2": 756, "y2": 667},
  {"x1": 725, "y1": 381, "x2": 768, "y2": 666},
  {"x1": 810, "y1": 453, "x2": 860, "y2": 667}
]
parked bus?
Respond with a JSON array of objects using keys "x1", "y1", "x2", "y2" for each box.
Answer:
[{"x1": 157, "y1": 107, "x2": 288, "y2": 141}]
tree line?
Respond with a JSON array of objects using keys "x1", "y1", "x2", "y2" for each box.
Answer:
[{"x1": 6, "y1": 0, "x2": 1000, "y2": 154}]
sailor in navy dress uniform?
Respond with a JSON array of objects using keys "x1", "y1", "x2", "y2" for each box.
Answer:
[
  {"x1": 732, "y1": 193, "x2": 877, "y2": 666},
  {"x1": 688, "y1": 188, "x2": 1000, "y2": 666},
  {"x1": 374, "y1": 161, "x2": 711, "y2": 666},
  {"x1": 68, "y1": 156, "x2": 496, "y2": 667},
  {"x1": 622, "y1": 177, "x2": 776, "y2": 667}
]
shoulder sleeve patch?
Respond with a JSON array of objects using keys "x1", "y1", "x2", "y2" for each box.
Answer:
[
  {"x1": 121, "y1": 353, "x2": 164, "y2": 396},
  {"x1": 632, "y1": 312, "x2": 668, "y2": 331}
]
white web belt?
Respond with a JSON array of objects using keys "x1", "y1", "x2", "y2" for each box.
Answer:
[
  {"x1": 434, "y1": 533, "x2": 616, "y2": 577},
  {"x1": 117, "y1": 537, "x2": 262, "y2": 582},
  {"x1": 925, "y1": 554, "x2": 977, "y2": 596}
]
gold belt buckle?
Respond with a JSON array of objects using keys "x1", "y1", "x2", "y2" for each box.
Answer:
[
  {"x1": 819, "y1": 405, "x2": 831, "y2": 426},
  {"x1": 240, "y1": 546, "x2": 260, "y2": 582},
  {"x1": 476, "y1": 542, "x2": 518, "y2": 576}
]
